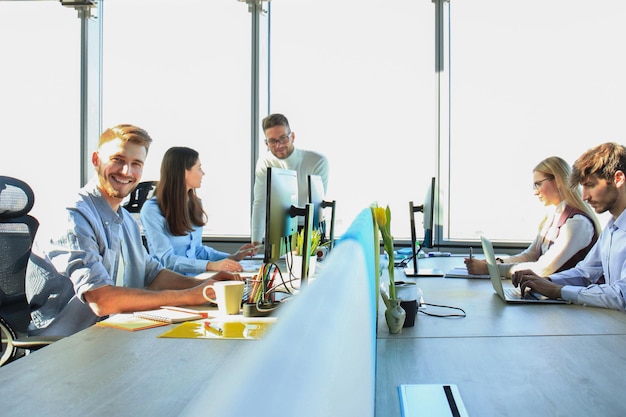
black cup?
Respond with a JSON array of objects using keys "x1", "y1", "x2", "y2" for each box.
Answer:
[{"x1": 400, "y1": 300, "x2": 418, "y2": 327}]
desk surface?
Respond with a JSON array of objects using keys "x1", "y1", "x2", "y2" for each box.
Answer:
[
  {"x1": 381, "y1": 271, "x2": 626, "y2": 339},
  {"x1": 376, "y1": 334, "x2": 626, "y2": 417},
  {"x1": 0, "y1": 247, "x2": 369, "y2": 417},
  {"x1": 0, "y1": 322, "x2": 241, "y2": 417},
  {"x1": 3, "y1": 256, "x2": 626, "y2": 417},
  {"x1": 375, "y1": 256, "x2": 626, "y2": 417}
]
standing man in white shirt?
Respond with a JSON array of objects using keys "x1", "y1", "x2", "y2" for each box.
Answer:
[
  {"x1": 250, "y1": 113, "x2": 329, "y2": 246},
  {"x1": 513, "y1": 142, "x2": 626, "y2": 310}
]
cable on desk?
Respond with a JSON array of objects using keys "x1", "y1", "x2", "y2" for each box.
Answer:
[
  {"x1": 395, "y1": 244, "x2": 421, "y2": 268},
  {"x1": 418, "y1": 303, "x2": 466, "y2": 318}
]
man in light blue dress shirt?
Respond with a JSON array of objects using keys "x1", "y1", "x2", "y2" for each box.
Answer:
[
  {"x1": 26, "y1": 125, "x2": 238, "y2": 337},
  {"x1": 513, "y1": 142, "x2": 626, "y2": 310}
]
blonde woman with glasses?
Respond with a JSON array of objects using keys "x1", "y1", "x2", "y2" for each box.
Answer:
[{"x1": 465, "y1": 156, "x2": 601, "y2": 278}]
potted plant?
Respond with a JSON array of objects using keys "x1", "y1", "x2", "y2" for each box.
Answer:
[{"x1": 291, "y1": 228, "x2": 322, "y2": 278}]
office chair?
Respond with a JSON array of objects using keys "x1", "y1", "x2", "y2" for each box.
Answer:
[
  {"x1": 123, "y1": 181, "x2": 157, "y2": 249},
  {"x1": 0, "y1": 176, "x2": 59, "y2": 366},
  {"x1": 123, "y1": 181, "x2": 158, "y2": 214}
]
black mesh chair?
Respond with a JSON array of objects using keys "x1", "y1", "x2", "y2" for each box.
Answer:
[
  {"x1": 0, "y1": 176, "x2": 58, "y2": 366},
  {"x1": 123, "y1": 181, "x2": 157, "y2": 250},
  {"x1": 123, "y1": 181, "x2": 157, "y2": 214}
]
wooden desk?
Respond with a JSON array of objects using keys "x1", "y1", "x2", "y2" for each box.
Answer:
[{"x1": 375, "y1": 256, "x2": 626, "y2": 417}]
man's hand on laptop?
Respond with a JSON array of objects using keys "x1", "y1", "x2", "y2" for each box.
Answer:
[{"x1": 512, "y1": 270, "x2": 563, "y2": 300}]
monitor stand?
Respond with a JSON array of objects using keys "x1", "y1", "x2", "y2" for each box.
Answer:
[{"x1": 403, "y1": 255, "x2": 444, "y2": 277}]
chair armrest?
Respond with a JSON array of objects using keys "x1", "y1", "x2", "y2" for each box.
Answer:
[{"x1": 12, "y1": 336, "x2": 63, "y2": 349}]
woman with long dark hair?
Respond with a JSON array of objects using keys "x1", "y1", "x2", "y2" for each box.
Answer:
[{"x1": 141, "y1": 147, "x2": 255, "y2": 275}]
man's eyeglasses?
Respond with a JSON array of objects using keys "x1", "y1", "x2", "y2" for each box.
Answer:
[
  {"x1": 533, "y1": 177, "x2": 553, "y2": 190},
  {"x1": 265, "y1": 134, "x2": 291, "y2": 147}
]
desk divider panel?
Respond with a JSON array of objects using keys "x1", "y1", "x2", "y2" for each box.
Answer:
[{"x1": 180, "y1": 208, "x2": 376, "y2": 417}]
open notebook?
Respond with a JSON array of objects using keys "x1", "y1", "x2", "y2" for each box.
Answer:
[
  {"x1": 444, "y1": 267, "x2": 490, "y2": 279},
  {"x1": 133, "y1": 307, "x2": 207, "y2": 323},
  {"x1": 97, "y1": 307, "x2": 208, "y2": 331}
]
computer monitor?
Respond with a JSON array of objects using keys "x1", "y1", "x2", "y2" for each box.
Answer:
[
  {"x1": 263, "y1": 168, "x2": 315, "y2": 285},
  {"x1": 404, "y1": 177, "x2": 443, "y2": 277},
  {"x1": 263, "y1": 168, "x2": 299, "y2": 264},
  {"x1": 307, "y1": 174, "x2": 325, "y2": 227},
  {"x1": 422, "y1": 176, "x2": 436, "y2": 250},
  {"x1": 307, "y1": 174, "x2": 336, "y2": 251},
  {"x1": 288, "y1": 201, "x2": 315, "y2": 286}
]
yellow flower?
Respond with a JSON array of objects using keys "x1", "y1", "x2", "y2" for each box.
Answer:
[
  {"x1": 372, "y1": 204, "x2": 396, "y2": 300},
  {"x1": 374, "y1": 207, "x2": 387, "y2": 228}
]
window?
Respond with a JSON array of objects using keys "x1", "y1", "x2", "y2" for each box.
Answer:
[
  {"x1": 268, "y1": 0, "x2": 437, "y2": 240},
  {"x1": 3, "y1": 0, "x2": 621, "y2": 245},
  {"x1": 102, "y1": 0, "x2": 252, "y2": 236},
  {"x1": 0, "y1": 3, "x2": 80, "y2": 227},
  {"x1": 446, "y1": 0, "x2": 623, "y2": 243}
]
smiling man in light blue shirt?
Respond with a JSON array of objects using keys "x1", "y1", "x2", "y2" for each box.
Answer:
[
  {"x1": 26, "y1": 125, "x2": 238, "y2": 337},
  {"x1": 513, "y1": 142, "x2": 626, "y2": 310}
]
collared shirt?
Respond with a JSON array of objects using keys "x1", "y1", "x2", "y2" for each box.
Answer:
[
  {"x1": 140, "y1": 197, "x2": 229, "y2": 276},
  {"x1": 551, "y1": 209, "x2": 626, "y2": 310},
  {"x1": 26, "y1": 178, "x2": 164, "y2": 336}
]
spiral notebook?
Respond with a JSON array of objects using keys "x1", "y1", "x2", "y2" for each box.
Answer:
[
  {"x1": 96, "y1": 314, "x2": 169, "y2": 331},
  {"x1": 133, "y1": 308, "x2": 205, "y2": 323}
]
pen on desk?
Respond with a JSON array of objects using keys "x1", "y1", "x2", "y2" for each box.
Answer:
[
  {"x1": 267, "y1": 267, "x2": 278, "y2": 291},
  {"x1": 161, "y1": 306, "x2": 209, "y2": 318},
  {"x1": 204, "y1": 321, "x2": 223, "y2": 335}
]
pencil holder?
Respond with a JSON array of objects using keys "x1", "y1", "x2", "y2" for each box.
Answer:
[{"x1": 242, "y1": 301, "x2": 279, "y2": 317}]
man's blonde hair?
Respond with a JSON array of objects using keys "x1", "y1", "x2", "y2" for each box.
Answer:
[{"x1": 98, "y1": 124, "x2": 153, "y2": 153}]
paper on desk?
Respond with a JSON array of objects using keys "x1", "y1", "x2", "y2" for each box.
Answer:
[
  {"x1": 158, "y1": 317, "x2": 277, "y2": 340},
  {"x1": 444, "y1": 267, "x2": 490, "y2": 279}
]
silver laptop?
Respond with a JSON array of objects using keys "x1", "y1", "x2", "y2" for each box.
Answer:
[{"x1": 480, "y1": 236, "x2": 567, "y2": 304}]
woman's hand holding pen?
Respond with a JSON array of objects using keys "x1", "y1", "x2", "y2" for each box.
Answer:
[{"x1": 230, "y1": 243, "x2": 263, "y2": 260}]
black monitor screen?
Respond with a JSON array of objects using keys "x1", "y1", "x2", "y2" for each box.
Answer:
[
  {"x1": 264, "y1": 168, "x2": 299, "y2": 263},
  {"x1": 422, "y1": 176, "x2": 436, "y2": 249},
  {"x1": 409, "y1": 177, "x2": 436, "y2": 254}
]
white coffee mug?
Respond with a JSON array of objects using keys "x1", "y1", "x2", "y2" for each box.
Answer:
[
  {"x1": 203, "y1": 281, "x2": 245, "y2": 315},
  {"x1": 395, "y1": 281, "x2": 419, "y2": 301}
]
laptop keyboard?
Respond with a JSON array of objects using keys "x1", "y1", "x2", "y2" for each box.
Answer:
[{"x1": 504, "y1": 287, "x2": 538, "y2": 300}]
